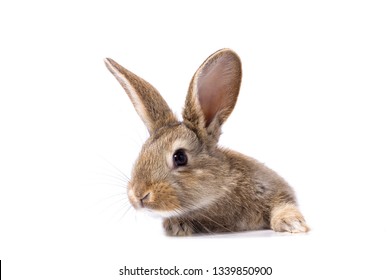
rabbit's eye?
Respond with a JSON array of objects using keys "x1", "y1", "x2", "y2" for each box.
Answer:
[{"x1": 173, "y1": 149, "x2": 188, "y2": 167}]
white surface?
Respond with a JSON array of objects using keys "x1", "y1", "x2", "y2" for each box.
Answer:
[{"x1": 1, "y1": 1, "x2": 389, "y2": 279}]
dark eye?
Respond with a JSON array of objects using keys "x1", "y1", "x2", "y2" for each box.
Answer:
[{"x1": 173, "y1": 149, "x2": 188, "y2": 167}]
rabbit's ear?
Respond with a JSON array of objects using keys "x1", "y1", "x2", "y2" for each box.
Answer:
[
  {"x1": 105, "y1": 58, "x2": 177, "y2": 135},
  {"x1": 183, "y1": 49, "x2": 242, "y2": 140}
]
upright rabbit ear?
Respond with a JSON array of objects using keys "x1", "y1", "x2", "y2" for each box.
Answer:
[
  {"x1": 105, "y1": 58, "x2": 178, "y2": 135},
  {"x1": 183, "y1": 49, "x2": 242, "y2": 141}
]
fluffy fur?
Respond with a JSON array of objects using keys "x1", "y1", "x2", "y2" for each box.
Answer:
[{"x1": 105, "y1": 49, "x2": 309, "y2": 235}]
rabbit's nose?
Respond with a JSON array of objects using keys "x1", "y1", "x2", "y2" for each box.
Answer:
[{"x1": 140, "y1": 192, "x2": 151, "y2": 208}]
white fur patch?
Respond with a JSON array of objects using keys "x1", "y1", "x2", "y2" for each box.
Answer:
[{"x1": 149, "y1": 209, "x2": 183, "y2": 218}]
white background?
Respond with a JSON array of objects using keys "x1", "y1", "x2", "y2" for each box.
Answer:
[{"x1": 1, "y1": 0, "x2": 389, "y2": 279}]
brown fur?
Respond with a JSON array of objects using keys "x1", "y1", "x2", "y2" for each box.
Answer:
[{"x1": 104, "y1": 49, "x2": 309, "y2": 235}]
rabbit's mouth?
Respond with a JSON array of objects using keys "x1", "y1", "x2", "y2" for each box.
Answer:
[
  {"x1": 127, "y1": 192, "x2": 184, "y2": 218},
  {"x1": 140, "y1": 192, "x2": 150, "y2": 208},
  {"x1": 127, "y1": 182, "x2": 181, "y2": 214},
  {"x1": 128, "y1": 188, "x2": 153, "y2": 210}
]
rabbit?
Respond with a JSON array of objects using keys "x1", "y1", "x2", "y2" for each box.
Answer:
[{"x1": 104, "y1": 49, "x2": 309, "y2": 236}]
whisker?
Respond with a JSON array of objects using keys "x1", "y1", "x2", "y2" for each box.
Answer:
[
  {"x1": 99, "y1": 172, "x2": 129, "y2": 185},
  {"x1": 98, "y1": 180, "x2": 127, "y2": 189},
  {"x1": 96, "y1": 192, "x2": 128, "y2": 204},
  {"x1": 115, "y1": 201, "x2": 134, "y2": 222},
  {"x1": 100, "y1": 156, "x2": 131, "y2": 182},
  {"x1": 101, "y1": 196, "x2": 129, "y2": 214}
]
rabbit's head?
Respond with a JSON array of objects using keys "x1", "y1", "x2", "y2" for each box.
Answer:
[{"x1": 105, "y1": 49, "x2": 242, "y2": 217}]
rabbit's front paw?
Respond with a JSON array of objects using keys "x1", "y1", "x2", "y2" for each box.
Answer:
[
  {"x1": 270, "y1": 203, "x2": 310, "y2": 233},
  {"x1": 163, "y1": 218, "x2": 194, "y2": 236}
]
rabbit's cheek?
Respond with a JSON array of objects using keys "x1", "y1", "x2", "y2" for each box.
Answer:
[{"x1": 149, "y1": 183, "x2": 180, "y2": 212}]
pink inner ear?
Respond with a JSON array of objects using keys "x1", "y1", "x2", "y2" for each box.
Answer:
[
  {"x1": 198, "y1": 74, "x2": 225, "y2": 125},
  {"x1": 196, "y1": 54, "x2": 240, "y2": 126}
]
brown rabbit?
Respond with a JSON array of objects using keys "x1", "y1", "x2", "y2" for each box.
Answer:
[{"x1": 104, "y1": 49, "x2": 309, "y2": 236}]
